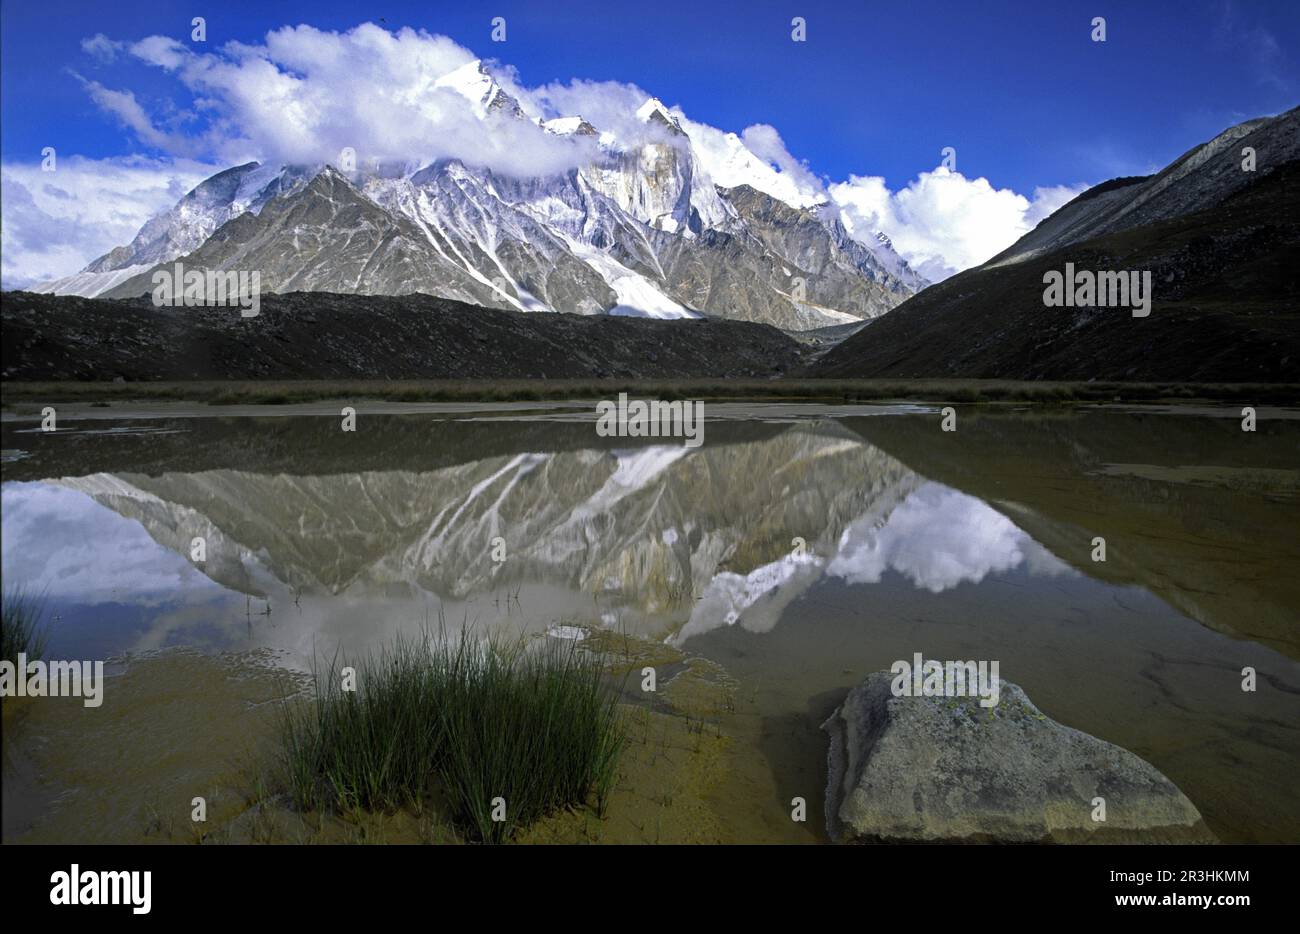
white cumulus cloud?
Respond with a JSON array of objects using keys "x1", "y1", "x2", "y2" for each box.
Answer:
[
  {"x1": 115, "y1": 24, "x2": 591, "y2": 177},
  {"x1": 830, "y1": 169, "x2": 1085, "y2": 281},
  {"x1": 827, "y1": 483, "x2": 1070, "y2": 592},
  {"x1": 0, "y1": 155, "x2": 219, "y2": 288}
]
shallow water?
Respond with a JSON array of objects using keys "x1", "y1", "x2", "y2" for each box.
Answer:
[{"x1": 2, "y1": 402, "x2": 1298, "y2": 842}]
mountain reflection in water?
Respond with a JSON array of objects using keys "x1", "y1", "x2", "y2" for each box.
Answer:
[{"x1": 2, "y1": 404, "x2": 1298, "y2": 841}]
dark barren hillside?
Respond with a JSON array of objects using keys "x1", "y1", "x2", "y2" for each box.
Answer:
[
  {"x1": 811, "y1": 110, "x2": 1300, "y2": 383},
  {"x1": 0, "y1": 290, "x2": 805, "y2": 382}
]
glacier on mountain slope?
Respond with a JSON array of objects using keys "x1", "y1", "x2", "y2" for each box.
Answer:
[
  {"x1": 34, "y1": 263, "x2": 155, "y2": 298},
  {"x1": 564, "y1": 237, "x2": 695, "y2": 318},
  {"x1": 34, "y1": 60, "x2": 926, "y2": 329}
]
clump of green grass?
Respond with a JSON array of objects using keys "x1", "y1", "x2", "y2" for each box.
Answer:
[
  {"x1": 1, "y1": 588, "x2": 48, "y2": 664},
  {"x1": 280, "y1": 628, "x2": 624, "y2": 843}
]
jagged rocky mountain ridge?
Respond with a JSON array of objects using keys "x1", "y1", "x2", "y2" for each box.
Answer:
[{"x1": 35, "y1": 61, "x2": 925, "y2": 331}]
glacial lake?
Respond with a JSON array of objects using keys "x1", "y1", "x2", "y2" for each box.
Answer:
[{"x1": 2, "y1": 401, "x2": 1298, "y2": 843}]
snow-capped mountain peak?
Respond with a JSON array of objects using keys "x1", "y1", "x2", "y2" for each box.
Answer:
[
  {"x1": 691, "y1": 130, "x2": 822, "y2": 210},
  {"x1": 635, "y1": 97, "x2": 683, "y2": 132},
  {"x1": 35, "y1": 161, "x2": 313, "y2": 297},
  {"x1": 36, "y1": 78, "x2": 928, "y2": 328},
  {"x1": 541, "y1": 115, "x2": 598, "y2": 137},
  {"x1": 434, "y1": 59, "x2": 524, "y2": 119}
]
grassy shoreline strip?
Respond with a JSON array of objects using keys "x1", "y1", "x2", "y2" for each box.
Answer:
[{"x1": 4, "y1": 378, "x2": 1299, "y2": 406}]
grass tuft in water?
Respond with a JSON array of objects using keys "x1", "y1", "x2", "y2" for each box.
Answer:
[
  {"x1": 280, "y1": 627, "x2": 624, "y2": 843},
  {"x1": 1, "y1": 588, "x2": 48, "y2": 665}
]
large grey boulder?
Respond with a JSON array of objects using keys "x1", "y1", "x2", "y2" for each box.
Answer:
[{"x1": 822, "y1": 672, "x2": 1215, "y2": 843}]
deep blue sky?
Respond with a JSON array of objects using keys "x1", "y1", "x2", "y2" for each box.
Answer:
[{"x1": 2, "y1": 0, "x2": 1297, "y2": 192}]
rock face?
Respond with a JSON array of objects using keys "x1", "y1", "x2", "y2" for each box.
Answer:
[
  {"x1": 822, "y1": 671, "x2": 1215, "y2": 843},
  {"x1": 89, "y1": 165, "x2": 918, "y2": 331}
]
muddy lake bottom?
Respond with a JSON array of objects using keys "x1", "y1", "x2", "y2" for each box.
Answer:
[{"x1": 2, "y1": 400, "x2": 1298, "y2": 843}]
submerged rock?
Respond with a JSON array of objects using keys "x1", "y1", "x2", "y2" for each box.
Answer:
[{"x1": 822, "y1": 672, "x2": 1215, "y2": 843}]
